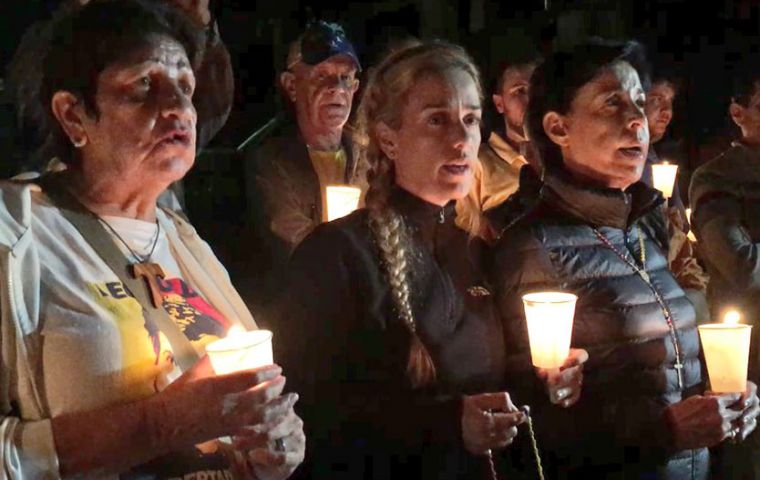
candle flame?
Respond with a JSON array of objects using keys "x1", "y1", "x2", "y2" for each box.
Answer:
[{"x1": 724, "y1": 310, "x2": 741, "y2": 325}]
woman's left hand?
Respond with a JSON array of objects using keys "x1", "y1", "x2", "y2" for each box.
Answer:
[
  {"x1": 722, "y1": 381, "x2": 760, "y2": 443},
  {"x1": 231, "y1": 402, "x2": 306, "y2": 480},
  {"x1": 536, "y1": 348, "x2": 588, "y2": 408}
]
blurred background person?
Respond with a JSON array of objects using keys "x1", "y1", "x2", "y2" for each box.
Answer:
[
  {"x1": 241, "y1": 20, "x2": 363, "y2": 324},
  {"x1": 456, "y1": 49, "x2": 540, "y2": 240},
  {"x1": 690, "y1": 54, "x2": 760, "y2": 479}
]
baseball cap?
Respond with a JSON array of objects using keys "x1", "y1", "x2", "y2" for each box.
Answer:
[{"x1": 288, "y1": 21, "x2": 361, "y2": 71}]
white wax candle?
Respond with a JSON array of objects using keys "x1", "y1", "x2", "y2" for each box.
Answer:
[
  {"x1": 522, "y1": 292, "x2": 577, "y2": 369},
  {"x1": 326, "y1": 185, "x2": 362, "y2": 222},
  {"x1": 652, "y1": 162, "x2": 679, "y2": 199},
  {"x1": 698, "y1": 311, "x2": 752, "y2": 393},
  {"x1": 206, "y1": 328, "x2": 274, "y2": 375}
]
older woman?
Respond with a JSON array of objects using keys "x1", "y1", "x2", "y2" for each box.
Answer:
[
  {"x1": 277, "y1": 41, "x2": 586, "y2": 480},
  {"x1": 8, "y1": 0, "x2": 233, "y2": 172},
  {"x1": 0, "y1": 1, "x2": 303, "y2": 478},
  {"x1": 489, "y1": 40, "x2": 760, "y2": 479}
]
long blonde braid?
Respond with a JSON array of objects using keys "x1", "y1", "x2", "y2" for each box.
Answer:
[{"x1": 357, "y1": 40, "x2": 482, "y2": 388}]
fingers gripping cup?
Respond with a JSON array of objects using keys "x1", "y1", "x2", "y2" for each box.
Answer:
[
  {"x1": 204, "y1": 327, "x2": 274, "y2": 446},
  {"x1": 522, "y1": 292, "x2": 578, "y2": 369}
]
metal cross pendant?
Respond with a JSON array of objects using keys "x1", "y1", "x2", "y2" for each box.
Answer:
[
  {"x1": 674, "y1": 362, "x2": 684, "y2": 390},
  {"x1": 638, "y1": 269, "x2": 650, "y2": 283}
]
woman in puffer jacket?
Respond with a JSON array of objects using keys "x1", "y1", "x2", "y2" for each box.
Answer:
[{"x1": 489, "y1": 39, "x2": 760, "y2": 479}]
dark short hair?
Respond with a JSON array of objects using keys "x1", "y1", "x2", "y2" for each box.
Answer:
[
  {"x1": 649, "y1": 76, "x2": 679, "y2": 97},
  {"x1": 526, "y1": 39, "x2": 650, "y2": 170},
  {"x1": 647, "y1": 53, "x2": 683, "y2": 96},
  {"x1": 729, "y1": 53, "x2": 760, "y2": 107},
  {"x1": 491, "y1": 51, "x2": 542, "y2": 95},
  {"x1": 41, "y1": 0, "x2": 202, "y2": 165}
]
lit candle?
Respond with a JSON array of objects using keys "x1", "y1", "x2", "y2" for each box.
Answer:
[
  {"x1": 652, "y1": 161, "x2": 679, "y2": 199},
  {"x1": 698, "y1": 310, "x2": 752, "y2": 393},
  {"x1": 205, "y1": 326, "x2": 274, "y2": 375},
  {"x1": 326, "y1": 185, "x2": 362, "y2": 222},
  {"x1": 522, "y1": 292, "x2": 577, "y2": 369}
]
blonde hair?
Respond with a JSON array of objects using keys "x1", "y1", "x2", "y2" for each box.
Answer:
[{"x1": 356, "y1": 40, "x2": 482, "y2": 388}]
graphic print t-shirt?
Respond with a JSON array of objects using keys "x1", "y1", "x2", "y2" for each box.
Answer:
[{"x1": 89, "y1": 214, "x2": 234, "y2": 479}]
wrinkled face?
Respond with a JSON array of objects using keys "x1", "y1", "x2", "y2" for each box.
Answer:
[
  {"x1": 645, "y1": 80, "x2": 676, "y2": 144},
  {"x1": 78, "y1": 35, "x2": 196, "y2": 186},
  {"x1": 731, "y1": 82, "x2": 760, "y2": 146},
  {"x1": 380, "y1": 69, "x2": 482, "y2": 206},
  {"x1": 550, "y1": 61, "x2": 649, "y2": 190},
  {"x1": 493, "y1": 63, "x2": 535, "y2": 137},
  {"x1": 289, "y1": 55, "x2": 359, "y2": 131}
]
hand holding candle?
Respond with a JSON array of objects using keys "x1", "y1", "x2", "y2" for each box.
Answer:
[
  {"x1": 522, "y1": 292, "x2": 577, "y2": 369},
  {"x1": 203, "y1": 326, "x2": 296, "y2": 449},
  {"x1": 652, "y1": 161, "x2": 679, "y2": 199},
  {"x1": 537, "y1": 348, "x2": 588, "y2": 408},
  {"x1": 698, "y1": 310, "x2": 752, "y2": 393}
]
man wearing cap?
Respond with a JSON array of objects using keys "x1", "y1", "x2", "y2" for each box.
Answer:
[{"x1": 241, "y1": 21, "x2": 363, "y2": 317}]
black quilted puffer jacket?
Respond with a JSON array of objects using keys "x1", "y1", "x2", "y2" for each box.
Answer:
[{"x1": 488, "y1": 166, "x2": 708, "y2": 480}]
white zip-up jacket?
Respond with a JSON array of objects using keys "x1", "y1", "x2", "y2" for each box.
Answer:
[{"x1": 0, "y1": 180, "x2": 256, "y2": 479}]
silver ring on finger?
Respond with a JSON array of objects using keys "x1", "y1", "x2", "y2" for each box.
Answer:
[{"x1": 275, "y1": 438, "x2": 286, "y2": 452}]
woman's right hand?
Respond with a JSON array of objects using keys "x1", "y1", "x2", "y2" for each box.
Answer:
[
  {"x1": 461, "y1": 392, "x2": 526, "y2": 456},
  {"x1": 536, "y1": 348, "x2": 588, "y2": 408},
  {"x1": 145, "y1": 356, "x2": 297, "y2": 449}
]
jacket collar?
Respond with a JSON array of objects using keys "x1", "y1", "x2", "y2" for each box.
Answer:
[
  {"x1": 517, "y1": 165, "x2": 664, "y2": 230},
  {"x1": 488, "y1": 132, "x2": 529, "y2": 168},
  {"x1": 388, "y1": 186, "x2": 456, "y2": 229}
]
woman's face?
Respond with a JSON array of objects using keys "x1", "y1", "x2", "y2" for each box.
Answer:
[
  {"x1": 78, "y1": 35, "x2": 196, "y2": 187},
  {"x1": 380, "y1": 69, "x2": 482, "y2": 206},
  {"x1": 548, "y1": 61, "x2": 648, "y2": 190}
]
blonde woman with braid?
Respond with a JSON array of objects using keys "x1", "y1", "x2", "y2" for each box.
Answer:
[{"x1": 277, "y1": 41, "x2": 586, "y2": 480}]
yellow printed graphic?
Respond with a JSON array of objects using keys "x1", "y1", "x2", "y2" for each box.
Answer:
[{"x1": 88, "y1": 282, "x2": 174, "y2": 399}]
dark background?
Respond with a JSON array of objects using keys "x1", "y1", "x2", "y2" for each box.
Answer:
[{"x1": 1, "y1": 0, "x2": 759, "y2": 193}]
